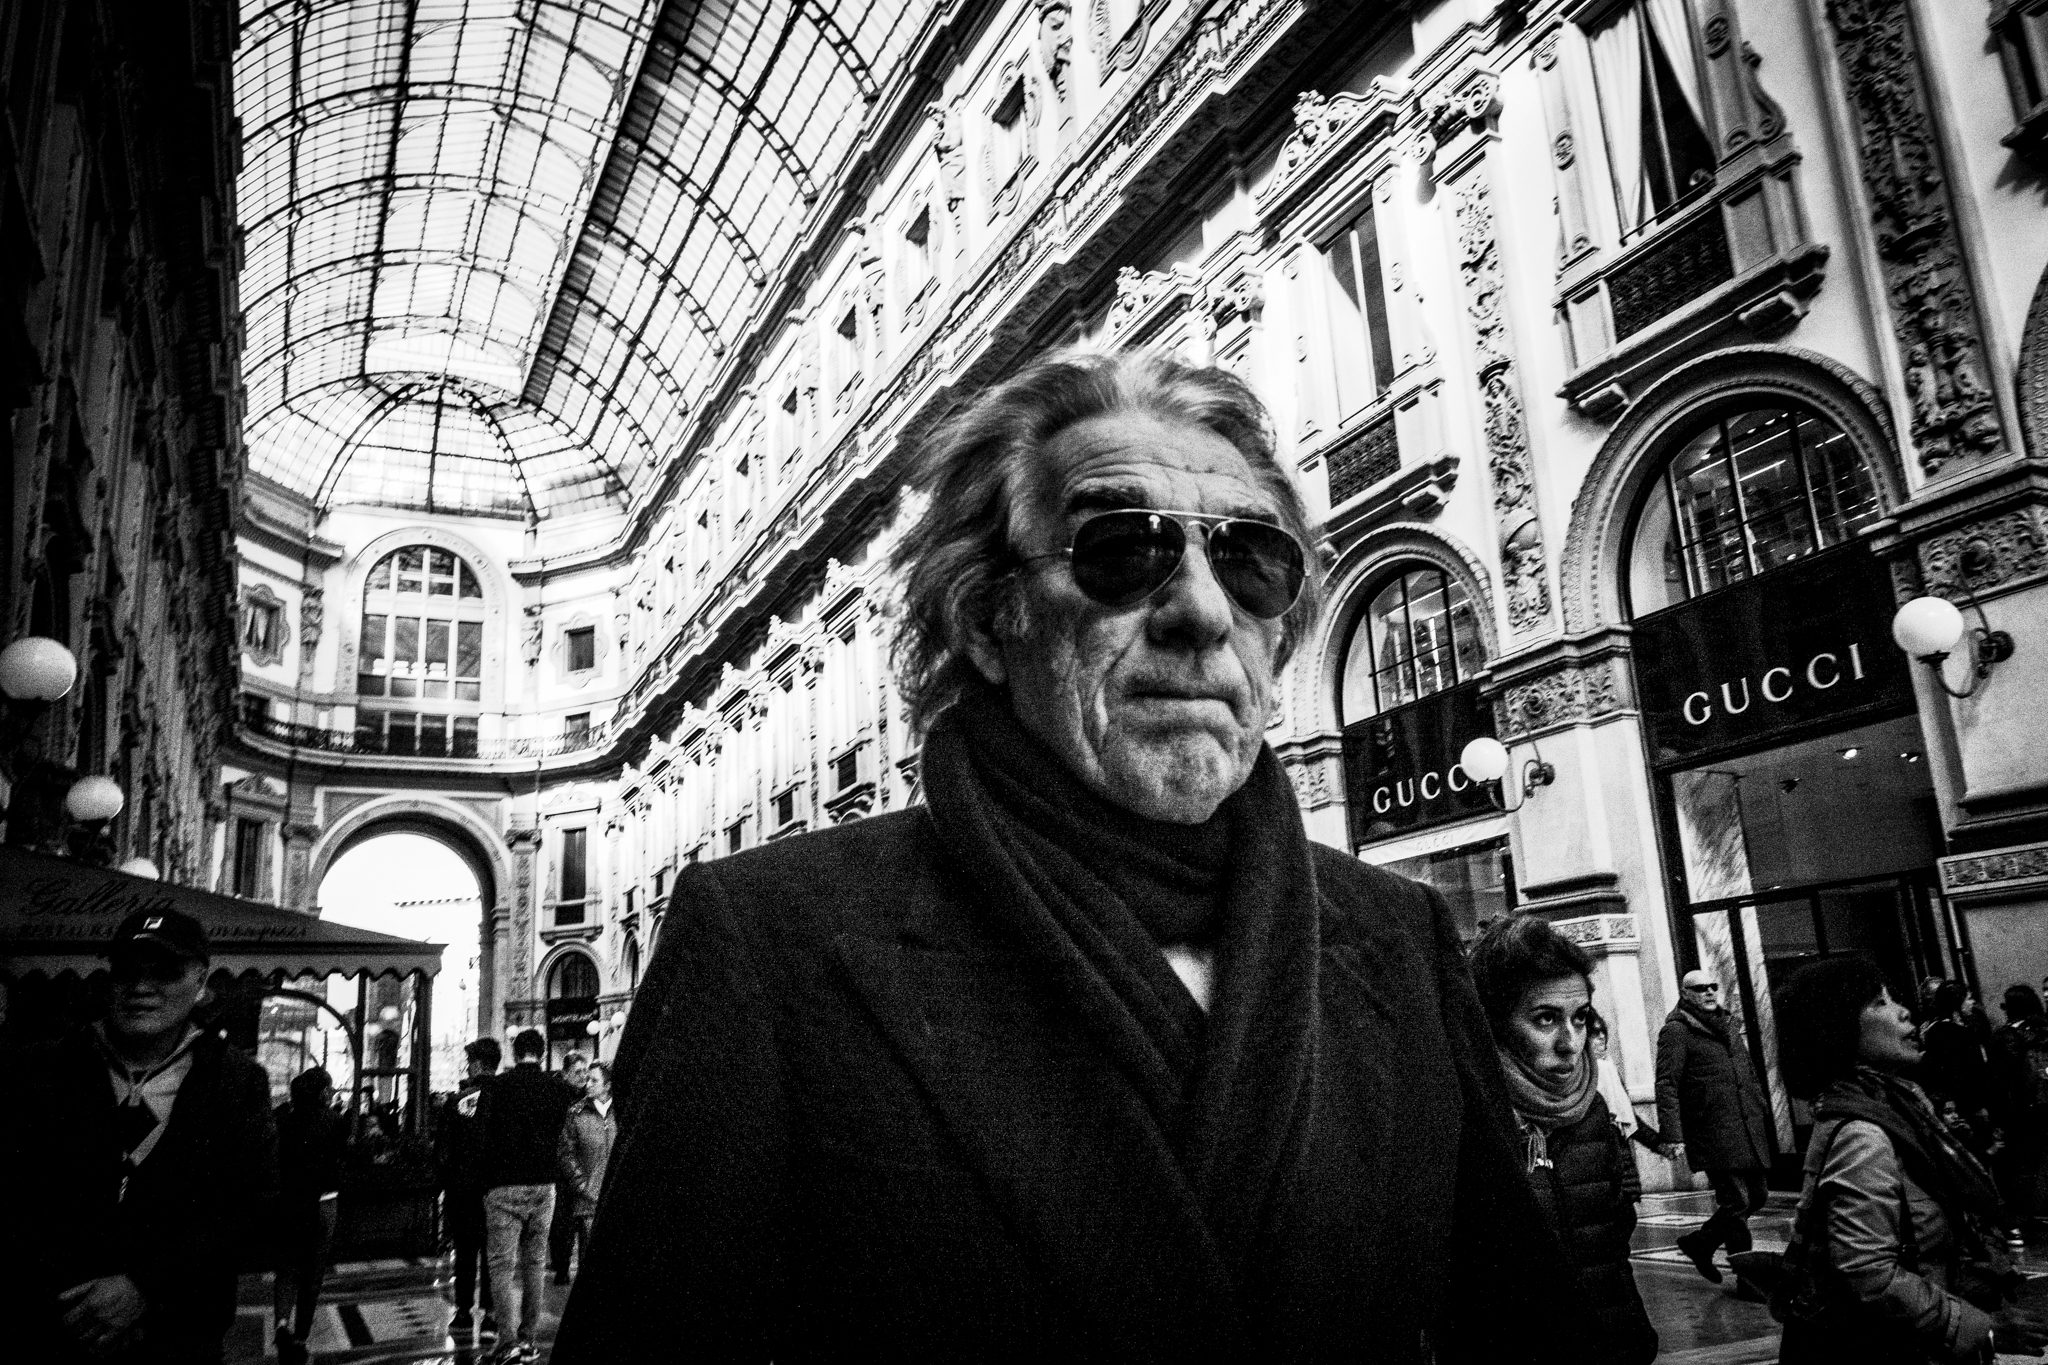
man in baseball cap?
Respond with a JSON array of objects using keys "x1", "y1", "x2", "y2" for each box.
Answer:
[{"x1": 1, "y1": 901, "x2": 276, "y2": 1362}]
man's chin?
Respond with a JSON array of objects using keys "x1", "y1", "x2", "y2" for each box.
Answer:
[{"x1": 1098, "y1": 736, "x2": 1254, "y2": 823}]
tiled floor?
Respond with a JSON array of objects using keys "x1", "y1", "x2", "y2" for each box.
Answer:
[{"x1": 224, "y1": 1192, "x2": 2044, "y2": 1365}]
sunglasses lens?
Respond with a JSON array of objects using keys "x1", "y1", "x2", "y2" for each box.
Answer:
[
  {"x1": 1209, "y1": 520, "x2": 1305, "y2": 619},
  {"x1": 1069, "y1": 512, "x2": 1185, "y2": 605}
]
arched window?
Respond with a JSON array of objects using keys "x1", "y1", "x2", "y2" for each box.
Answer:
[
  {"x1": 1340, "y1": 564, "x2": 1486, "y2": 722},
  {"x1": 548, "y1": 951, "x2": 599, "y2": 1002},
  {"x1": 356, "y1": 544, "x2": 487, "y2": 756},
  {"x1": 1628, "y1": 404, "x2": 1881, "y2": 616},
  {"x1": 624, "y1": 936, "x2": 641, "y2": 991}
]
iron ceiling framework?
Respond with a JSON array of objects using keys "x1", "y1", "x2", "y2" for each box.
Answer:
[{"x1": 235, "y1": 0, "x2": 927, "y2": 522}]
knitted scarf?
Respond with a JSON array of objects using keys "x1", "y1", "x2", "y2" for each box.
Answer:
[
  {"x1": 920, "y1": 683, "x2": 1320, "y2": 1285},
  {"x1": 1495, "y1": 1045, "x2": 1599, "y2": 1172}
]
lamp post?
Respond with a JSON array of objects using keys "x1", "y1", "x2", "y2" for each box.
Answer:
[{"x1": 1458, "y1": 734, "x2": 1556, "y2": 814}]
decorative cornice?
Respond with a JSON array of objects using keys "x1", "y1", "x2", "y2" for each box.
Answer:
[
  {"x1": 1493, "y1": 658, "x2": 1628, "y2": 741},
  {"x1": 1939, "y1": 840, "x2": 2048, "y2": 904},
  {"x1": 1916, "y1": 504, "x2": 2048, "y2": 600},
  {"x1": 1254, "y1": 81, "x2": 1407, "y2": 222}
]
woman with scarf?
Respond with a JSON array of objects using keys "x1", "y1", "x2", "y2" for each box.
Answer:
[
  {"x1": 1469, "y1": 916, "x2": 1656, "y2": 1365},
  {"x1": 1775, "y1": 957, "x2": 2048, "y2": 1364}
]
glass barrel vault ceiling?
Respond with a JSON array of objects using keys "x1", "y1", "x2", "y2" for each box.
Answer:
[{"x1": 235, "y1": 0, "x2": 929, "y2": 521}]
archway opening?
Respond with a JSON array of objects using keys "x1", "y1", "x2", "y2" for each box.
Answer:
[{"x1": 319, "y1": 831, "x2": 485, "y2": 1091}]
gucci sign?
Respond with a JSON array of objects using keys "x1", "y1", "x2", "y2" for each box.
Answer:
[
  {"x1": 1342, "y1": 680, "x2": 1496, "y2": 845},
  {"x1": 1634, "y1": 549, "x2": 1912, "y2": 765},
  {"x1": 1679, "y1": 644, "x2": 1871, "y2": 726}
]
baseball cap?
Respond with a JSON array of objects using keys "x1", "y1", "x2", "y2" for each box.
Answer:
[{"x1": 107, "y1": 908, "x2": 210, "y2": 963}]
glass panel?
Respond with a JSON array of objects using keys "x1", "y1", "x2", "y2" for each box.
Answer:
[
  {"x1": 360, "y1": 613, "x2": 386, "y2": 664},
  {"x1": 459, "y1": 562, "x2": 481, "y2": 598},
  {"x1": 567, "y1": 627, "x2": 595, "y2": 672},
  {"x1": 357, "y1": 674, "x2": 385, "y2": 696},
  {"x1": 1800, "y1": 411, "x2": 1881, "y2": 545},
  {"x1": 366, "y1": 555, "x2": 391, "y2": 591},
  {"x1": 1379, "y1": 837, "x2": 1513, "y2": 944},
  {"x1": 1365, "y1": 576, "x2": 1415, "y2": 712},
  {"x1": 561, "y1": 828, "x2": 588, "y2": 902},
  {"x1": 454, "y1": 680, "x2": 480, "y2": 702},
  {"x1": 1448, "y1": 580, "x2": 1486, "y2": 681},
  {"x1": 425, "y1": 620, "x2": 450, "y2": 673},
  {"x1": 393, "y1": 617, "x2": 419, "y2": 665},
  {"x1": 429, "y1": 549, "x2": 454, "y2": 577},
  {"x1": 389, "y1": 677, "x2": 417, "y2": 698},
  {"x1": 1406, "y1": 571, "x2": 1460, "y2": 698},
  {"x1": 455, "y1": 621, "x2": 482, "y2": 679},
  {"x1": 1667, "y1": 423, "x2": 1748, "y2": 594},
  {"x1": 1325, "y1": 212, "x2": 1391, "y2": 417},
  {"x1": 397, "y1": 547, "x2": 424, "y2": 592},
  {"x1": 452, "y1": 715, "x2": 479, "y2": 758},
  {"x1": 418, "y1": 714, "x2": 447, "y2": 757},
  {"x1": 1725, "y1": 409, "x2": 1817, "y2": 573},
  {"x1": 388, "y1": 713, "x2": 417, "y2": 756},
  {"x1": 422, "y1": 680, "x2": 448, "y2": 698}
]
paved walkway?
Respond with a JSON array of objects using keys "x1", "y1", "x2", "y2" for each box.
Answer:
[{"x1": 226, "y1": 1189, "x2": 2044, "y2": 1364}]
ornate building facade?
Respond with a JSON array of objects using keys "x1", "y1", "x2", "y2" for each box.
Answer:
[
  {"x1": 218, "y1": 0, "x2": 2048, "y2": 1184},
  {"x1": 0, "y1": 0, "x2": 245, "y2": 881}
]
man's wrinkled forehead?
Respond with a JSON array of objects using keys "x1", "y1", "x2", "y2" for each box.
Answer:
[{"x1": 1012, "y1": 413, "x2": 1274, "y2": 522}]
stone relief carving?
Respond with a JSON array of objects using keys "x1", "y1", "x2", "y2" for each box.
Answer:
[
  {"x1": 926, "y1": 99, "x2": 967, "y2": 239},
  {"x1": 1038, "y1": 1, "x2": 1073, "y2": 107},
  {"x1": 1916, "y1": 508, "x2": 2048, "y2": 599},
  {"x1": 1825, "y1": 0, "x2": 2004, "y2": 474},
  {"x1": 1498, "y1": 661, "x2": 1622, "y2": 738},
  {"x1": 1943, "y1": 843, "x2": 2048, "y2": 890},
  {"x1": 982, "y1": 59, "x2": 1042, "y2": 219},
  {"x1": 1092, "y1": 0, "x2": 1152, "y2": 76},
  {"x1": 1448, "y1": 168, "x2": 1554, "y2": 636}
]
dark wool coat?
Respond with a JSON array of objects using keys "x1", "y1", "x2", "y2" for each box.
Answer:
[
  {"x1": 0, "y1": 1027, "x2": 278, "y2": 1364},
  {"x1": 1655, "y1": 1004, "x2": 1774, "y2": 1172},
  {"x1": 552, "y1": 809, "x2": 1577, "y2": 1365},
  {"x1": 1522, "y1": 1097, "x2": 1658, "y2": 1365}
]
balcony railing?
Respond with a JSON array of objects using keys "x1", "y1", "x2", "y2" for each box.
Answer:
[{"x1": 241, "y1": 708, "x2": 614, "y2": 762}]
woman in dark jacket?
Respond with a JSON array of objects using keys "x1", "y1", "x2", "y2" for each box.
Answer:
[
  {"x1": 272, "y1": 1066, "x2": 345, "y2": 1365},
  {"x1": 1775, "y1": 958, "x2": 2047, "y2": 1365},
  {"x1": 1468, "y1": 916, "x2": 1656, "y2": 1365}
]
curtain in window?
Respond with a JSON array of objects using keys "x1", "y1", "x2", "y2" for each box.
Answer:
[
  {"x1": 1589, "y1": 7, "x2": 1648, "y2": 233},
  {"x1": 1643, "y1": 0, "x2": 1708, "y2": 138}
]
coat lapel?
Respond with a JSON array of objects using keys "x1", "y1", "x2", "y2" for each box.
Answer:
[{"x1": 833, "y1": 931, "x2": 1236, "y2": 1324}]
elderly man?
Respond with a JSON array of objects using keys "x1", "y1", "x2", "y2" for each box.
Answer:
[
  {"x1": 553, "y1": 351, "x2": 1569, "y2": 1362},
  {"x1": 1657, "y1": 968, "x2": 1774, "y2": 1286},
  {"x1": 1, "y1": 908, "x2": 277, "y2": 1364}
]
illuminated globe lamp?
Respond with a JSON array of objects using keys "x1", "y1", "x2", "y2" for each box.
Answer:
[
  {"x1": 65, "y1": 775, "x2": 125, "y2": 823},
  {"x1": 0, "y1": 636, "x2": 79, "y2": 702},
  {"x1": 1891, "y1": 590, "x2": 2014, "y2": 700},
  {"x1": 116, "y1": 856, "x2": 161, "y2": 880},
  {"x1": 1457, "y1": 734, "x2": 1555, "y2": 814}
]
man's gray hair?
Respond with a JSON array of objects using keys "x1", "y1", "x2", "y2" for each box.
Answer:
[{"x1": 889, "y1": 348, "x2": 1324, "y2": 734}]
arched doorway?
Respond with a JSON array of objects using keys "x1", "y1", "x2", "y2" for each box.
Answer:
[{"x1": 319, "y1": 831, "x2": 486, "y2": 1092}]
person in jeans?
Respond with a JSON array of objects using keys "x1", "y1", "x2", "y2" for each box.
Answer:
[
  {"x1": 478, "y1": 1029, "x2": 578, "y2": 1362},
  {"x1": 436, "y1": 1038, "x2": 499, "y2": 1338}
]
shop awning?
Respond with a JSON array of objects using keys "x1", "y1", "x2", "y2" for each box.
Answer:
[{"x1": 0, "y1": 846, "x2": 442, "y2": 980}]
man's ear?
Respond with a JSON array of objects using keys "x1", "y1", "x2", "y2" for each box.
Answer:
[{"x1": 963, "y1": 627, "x2": 1007, "y2": 686}]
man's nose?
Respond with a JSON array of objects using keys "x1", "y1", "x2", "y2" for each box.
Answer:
[{"x1": 1148, "y1": 526, "x2": 1235, "y2": 642}]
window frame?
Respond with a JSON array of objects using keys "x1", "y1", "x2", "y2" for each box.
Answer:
[
  {"x1": 1340, "y1": 564, "x2": 1487, "y2": 723},
  {"x1": 1625, "y1": 401, "x2": 1884, "y2": 617}
]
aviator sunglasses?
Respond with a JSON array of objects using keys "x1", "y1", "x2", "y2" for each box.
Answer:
[{"x1": 1022, "y1": 508, "x2": 1307, "y2": 619}]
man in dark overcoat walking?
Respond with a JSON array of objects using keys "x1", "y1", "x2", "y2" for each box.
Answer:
[
  {"x1": 552, "y1": 351, "x2": 1577, "y2": 1363},
  {"x1": 1656, "y1": 968, "x2": 1775, "y2": 1284}
]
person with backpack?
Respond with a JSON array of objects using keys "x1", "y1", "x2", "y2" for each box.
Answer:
[
  {"x1": 1994, "y1": 984, "x2": 2048, "y2": 1239},
  {"x1": 1773, "y1": 957, "x2": 2048, "y2": 1364}
]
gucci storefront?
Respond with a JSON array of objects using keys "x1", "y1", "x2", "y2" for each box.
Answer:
[
  {"x1": 1623, "y1": 401, "x2": 1969, "y2": 1170},
  {"x1": 1338, "y1": 564, "x2": 1515, "y2": 939}
]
